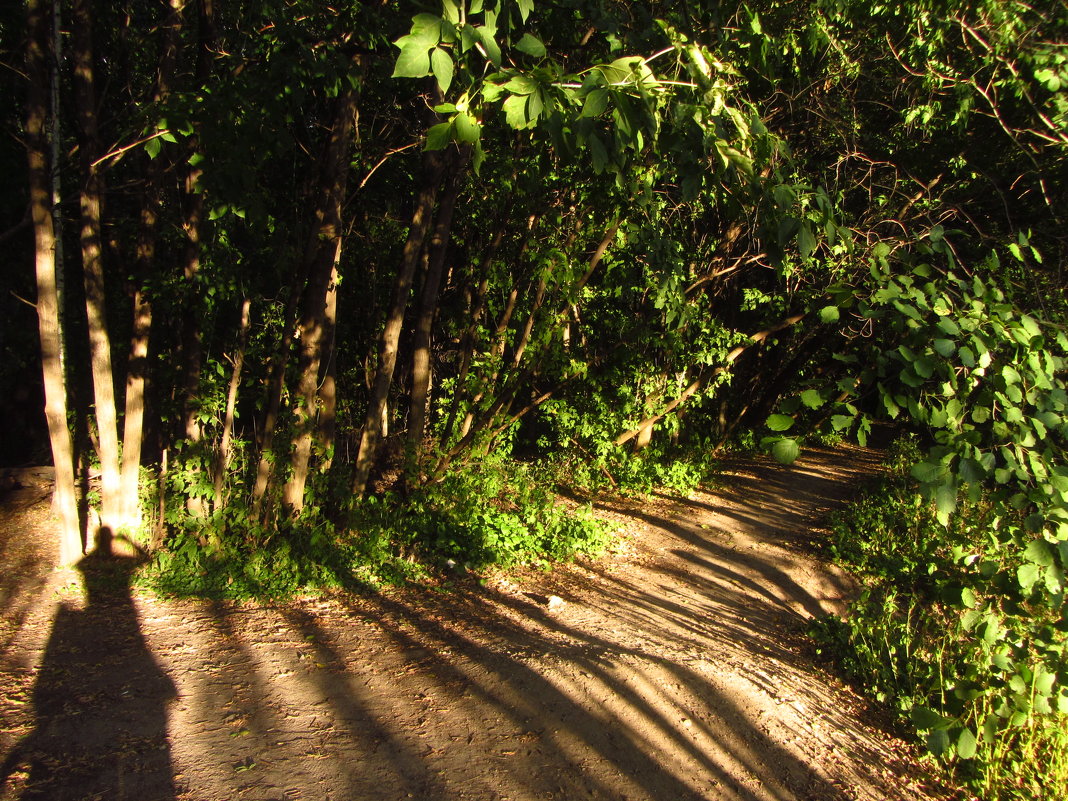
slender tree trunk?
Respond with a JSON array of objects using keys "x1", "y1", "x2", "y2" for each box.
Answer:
[
  {"x1": 406, "y1": 149, "x2": 469, "y2": 470},
  {"x1": 119, "y1": 288, "x2": 152, "y2": 525},
  {"x1": 178, "y1": 0, "x2": 217, "y2": 516},
  {"x1": 179, "y1": 157, "x2": 205, "y2": 452},
  {"x1": 452, "y1": 213, "x2": 539, "y2": 443},
  {"x1": 438, "y1": 206, "x2": 514, "y2": 446},
  {"x1": 72, "y1": 0, "x2": 122, "y2": 538},
  {"x1": 27, "y1": 0, "x2": 80, "y2": 563},
  {"x1": 118, "y1": 0, "x2": 186, "y2": 529},
  {"x1": 351, "y1": 152, "x2": 444, "y2": 497},
  {"x1": 614, "y1": 314, "x2": 806, "y2": 446},
  {"x1": 251, "y1": 281, "x2": 301, "y2": 515},
  {"x1": 317, "y1": 260, "x2": 340, "y2": 470},
  {"x1": 283, "y1": 86, "x2": 359, "y2": 514},
  {"x1": 48, "y1": 0, "x2": 65, "y2": 361},
  {"x1": 212, "y1": 297, "x2": 251, "y2": 512}
]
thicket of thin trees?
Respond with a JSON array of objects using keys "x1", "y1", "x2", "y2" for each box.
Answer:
[{"x1": 1, "y1": 0, "x2": 1063, "y2": 564}]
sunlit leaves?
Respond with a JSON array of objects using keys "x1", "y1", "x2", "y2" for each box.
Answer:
[{"x1": 392, "y1": 14, "x2": 443, "y2": 79}]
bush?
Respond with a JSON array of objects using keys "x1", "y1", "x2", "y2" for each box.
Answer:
[{"x1": 813, "y1": 437, "x2": 1068, "y2": 800}]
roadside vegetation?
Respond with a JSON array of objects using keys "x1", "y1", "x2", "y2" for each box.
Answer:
[
  {"x1": 4, "y1": 1, "x2": 1067, "y2": 796},
  {"x1": 818, "y1": 437, "x2": 1068, "y2": 800}
]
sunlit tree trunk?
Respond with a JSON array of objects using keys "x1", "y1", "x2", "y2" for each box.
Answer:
[
  {"x1": 283, "y1": 86, "x2": 358, "y2": 514},
  {"x1": 27, "y1": 0, "x2": 80, "y2": 564},
  {"x1": 72, "y1": 0, "x2": 122, "y2": 539},
  {"x1": 317, "y1": 261, "x2": 339, "y2": 471}
]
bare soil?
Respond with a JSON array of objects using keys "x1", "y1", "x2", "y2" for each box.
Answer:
[{"x1": 0, "y1": 446, "x2": 957, "y2": 801}]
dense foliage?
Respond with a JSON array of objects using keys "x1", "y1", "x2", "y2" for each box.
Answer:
[
  {"x1": 819, "y1": 438, "x2": 1068, "y2": 799},
  {"x1": 3, "y1": 1, "x2": 1066, "y2": 796}
]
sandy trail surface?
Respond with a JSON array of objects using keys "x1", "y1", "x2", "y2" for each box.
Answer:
[{"x1": 0, "y1": 446, "x2": 953, "y2": 801}]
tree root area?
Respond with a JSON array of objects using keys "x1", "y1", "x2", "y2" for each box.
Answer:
[{"x1": 0, "y1": 447, "x2": 958, "y2": 801}]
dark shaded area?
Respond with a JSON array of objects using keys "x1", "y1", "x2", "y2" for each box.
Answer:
[{"x1": 1, "y1": 530, "x2": 175, "y2": 801}]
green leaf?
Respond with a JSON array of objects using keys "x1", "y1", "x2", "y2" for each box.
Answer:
[
  {"x1": 831, "y1": 414, "x2": 853, "y2": 432},
  {"x1": 516, "y1": 0, "x2": 534, "y2": 23},
  {"x1": 587, "y1": 134, "x2": 608, "y2": 173},
  {"x1": 935, "y1": 483, "x2": 957, "y2": 525},
  {"x1": 798, "y1": 224, "x2": 816, "y2": 259},
  {"x1": 937, "y1": 317, "x2": 960, "y2": 336},
  {"x1": 581, "y1": 88, "x2": 610, "y2": 118},
  {"x1": 927, "y1": 729, "x2": 949, "y2": 757},
  {"x1": 460, "y1": 23, "x2": 479, "y2": 52},
  {"x1": 504, "y1": 74, "x2": 540, "y2": 95},
  {"x1": 453, "y1": 112, "x2": 480, "y2": 143},
  {"x1": 911, "y1": 462, "x2": 945, "y2": 483},
  {"x1": 145, "y1": 136, "x2": 162, "y2": 159},
  {"x1": 393, "y1": 42, "x2": 432, "y2": 78},
  {"x1": 800, "y1": 389, "x2": 824, "y2": 409},
  {"x1": 911, "y1": 706, "x2": 949, "y2": 730},
  {"x1": 913, "y1": 357, "x2": 935, "y2": 380},
  {"x1": 771, "y1": 438, "x2": 800, "y2": 465},
  {"x1": 478, "y1": 27, "x2": 502, "y2": 67},
  {"x1": 1024, "y1": 538, "x2": 1054, "y2": 567},
  {"x1": 1018, "y1": 563, "x2": 1041, "y2": 591},
  {"x1": 933, "y1": 339, "x2": 955, "y2": 357},
  {"x1": 503, "y1": 93, "x2": 530, "y2": 129},
  {"x1": 515, "y1": 33, "x2": 546, "y2": 58},
  {"x1": 957, "y1": 727, "x2": 977, "y2": 759},
  {"x1": 818, "y1": 305, "x2": 840, "y2": 324},
  {"x1": 424, "y1": 121, "x2": 453, "y2": 150},
  {"x1": 766, "y1": 414, "x2": 795, "y2": 432},
  {"x1": 430, "y1": 47, "x2": 455, "y2": 94}
]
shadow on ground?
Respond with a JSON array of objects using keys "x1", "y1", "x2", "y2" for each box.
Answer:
[{"x1": 1, "y1": 447, "x2": 943, "y2": 801}]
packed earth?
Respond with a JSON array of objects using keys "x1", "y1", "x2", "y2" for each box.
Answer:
[{"x1": 1, "y1": 447, "x2": 958, "y2": 801}]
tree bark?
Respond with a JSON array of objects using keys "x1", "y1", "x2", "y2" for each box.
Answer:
[
  {"x1": 72, "y1": 0, "x2": 122, "y2": 538},
  {"x1": 117, "y1": 0, "x2": 184, "y2": 529},
  {"x1": 251, "y1": 281, "x2": 301, "y2": 515},
  {"x1": 282, "y1": 85, "x2": 359, "y2": 514},
  {"x1": 317, "y1": 261, "x2": 339, "y2": 471},
  {"x1": 213, "y1": 297, "x2": 251, "y2": 512},
  {"x1": 351, "y1": 152, "x2": 444, "y2": 497},
  {"x1": 178, "y1": 0, "x2": 216, "y2": 516},
  {"x1": 27, "y1": 0, "x2": 81, "y2": 563},
  {"x1": 406, "y1": 148, "x2": 469, "y2": 470}
]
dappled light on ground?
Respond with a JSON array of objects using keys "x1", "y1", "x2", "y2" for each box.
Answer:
[{"x1": 1, "y1": 447, "x2": 951, "y2": 801}]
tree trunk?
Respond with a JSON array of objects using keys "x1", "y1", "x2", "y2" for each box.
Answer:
[
  {"x1": 72, "y1": 0, "x2": 122, "y2": 539},
  {"x1": 614, "y1": 314, "x2": 806, "y2": 446},
  {"x1": 406, "y1": 148, "x2": 469, "y2": 471},
  {"x1": 178, "y1": 0, "x2": 218, "y2": 516},
  {"x1": 27, "y1": 0, "x2": 80, "y2": 564},
  {"x1": 251, "y1": 281, "x2": 301, "y2": 515},
  {"x1": 351, "y1": 152, "x2": 444, "y2": 497},
  {"x1": 283, "y1": 85, "x2": 359, "y2": 514},
  {"x1": 117, "y1": 0, "x2": 184, "y2": 530},
  {"x1": 317, "y1": 261, "x2": 340, "y2": 471},
  {"x1": 119, "y1": 288, "x2": 152, "y2": 526},
  {"x1": 213, "y1": 297, "x2": 251, "y2": 513}
]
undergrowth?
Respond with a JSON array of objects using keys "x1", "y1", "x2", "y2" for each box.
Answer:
[
  {"x1": 140, "y1": 453, "x2": 614, "y2": 600},
  {"x1": 813, "y1": 437, "x2": 1068, "y2": 800}
]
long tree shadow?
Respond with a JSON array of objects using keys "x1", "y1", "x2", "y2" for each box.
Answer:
[{"x1": 0, "y1": 529, "x2": 175, "y2": 801}]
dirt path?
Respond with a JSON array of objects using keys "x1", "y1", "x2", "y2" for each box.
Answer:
[{"x1": 0, "y1": 447, "x2": 954, "y2": 801}]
